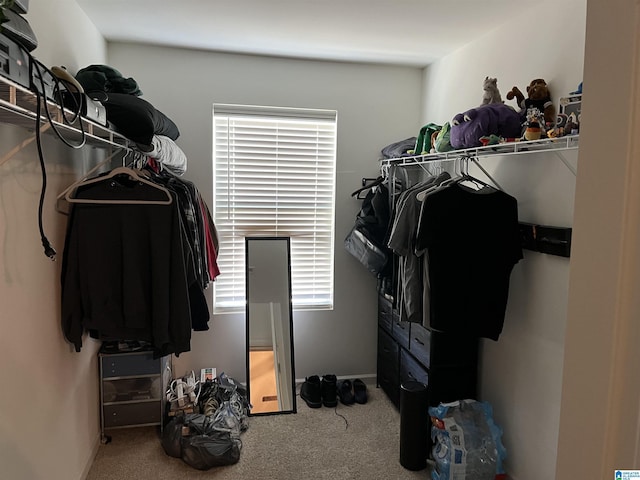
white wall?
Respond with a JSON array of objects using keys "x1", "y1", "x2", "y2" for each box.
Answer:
[
  {"x1": 105, "y1": 43, "x2": 424, "y2": 383},
  {"x1": 420, "y1": 1, "x2": 586, "y2": 479},
  {"x1": 0, "y1": 2, "x2": 107, "y2": 480}
]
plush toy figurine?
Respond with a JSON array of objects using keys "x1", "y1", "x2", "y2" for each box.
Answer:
[
  {"x1": 506, "y1": 78, "x2": 556, "y2": 126},
  {"x1": 450, "y1": 103, "x2": 522, "y2": 149},
  {"x1": 480, "y1": 77, "x2": 503, "y2": 106},
  {"x1": 479, "y1": 134, "x2": 503, "y2": 146},
  {"x1": 523, "y1": 108, "x2": 544, "y2": 141}
]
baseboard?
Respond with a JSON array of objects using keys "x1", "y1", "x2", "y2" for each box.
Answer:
[{"x1": 80, "y1": 432, "x2": 101, "y2": 480}]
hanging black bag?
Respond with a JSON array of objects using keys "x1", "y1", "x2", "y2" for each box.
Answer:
[{"x1": 344, "y1": 180, "x2": 391, "y2": 275}]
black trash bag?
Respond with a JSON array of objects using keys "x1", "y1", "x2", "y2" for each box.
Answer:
[
  {"x1": 180, "y1": 432, "x2": 241, "y2": 470},
  {"x1": 161, "y1": 416, "x2": 184, "y2": 458},
  {"x1": 183, "y1": 413, "x2": 217, "y2": 435}
]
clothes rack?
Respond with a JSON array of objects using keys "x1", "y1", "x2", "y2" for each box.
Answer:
[{"x1": 377, "y1": 135, "x2": 578, "y2": 280}]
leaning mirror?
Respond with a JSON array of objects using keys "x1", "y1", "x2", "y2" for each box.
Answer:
[{"x1": 245, "y1": 236, "x2": 296, "y2": 415}]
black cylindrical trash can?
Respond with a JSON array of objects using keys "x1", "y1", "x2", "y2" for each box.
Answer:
[{"x1": 399, "y1": 381, "x2": 428, "y2": 471}]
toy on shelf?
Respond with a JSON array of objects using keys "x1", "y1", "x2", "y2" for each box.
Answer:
[
  {"x1": 548, "y1": 83, "x2": 582, "y2": 138},
  {"x1": 522, "y1": 107, "x2": 545, "y2": 141},
  {"x1": 450, "y1": 103, "x2": 522, "y2": 149},
  {"x1": 479, "y1": 134, "x2": 503, "y2": 146},
  {"x1": 507, "y1": 78, "x2": 556, "y2": 127},
  {"x1": 480, "y1": 76, "x2": 504, "y2": 106},
  {"x1": 564, "y1": 112, "x2": 580, "y2": 135}
]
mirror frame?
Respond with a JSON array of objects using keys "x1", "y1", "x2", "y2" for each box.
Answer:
[{"x1": 245, "y1": 236, "x2": 297, "y2": 416}]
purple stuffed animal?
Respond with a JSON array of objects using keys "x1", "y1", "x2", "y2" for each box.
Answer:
[{"x1": 450, "y1": 103, "x2": 522, "y2": 149}]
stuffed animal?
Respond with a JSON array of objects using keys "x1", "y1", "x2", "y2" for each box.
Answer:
[
  {"x1": 523, "y1": 108, "x2": 544, "y2": 141},
  {"x1": 450, "y1": 103, "x2": 522, "y2": 149},
  {"x1": 479, "y1": 134, "x2": 503, "y2": 146},
  {"x1": 430, "y1": 129, "x2": 441, "y2": 152},
  {"x1": 480, "y1": 77, "x2": 503, "y2": 106},
  {"x1": 506, "y1": 78, "x2": 556, "y2": 126},
  {"x1": 434, "y1": 122, "x2": 453, "y2": 152}
]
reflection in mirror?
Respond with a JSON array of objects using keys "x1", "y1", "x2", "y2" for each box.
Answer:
[{"x1": 245, "y1": 236, "x2": 296, "y2": 416}]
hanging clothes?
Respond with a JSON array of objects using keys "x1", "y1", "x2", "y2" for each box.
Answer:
[
  {"x1": 60, "y1": 170, "x2": 193, "y2": 357},
  {"x1": 60, "y1": 164, "x2": 219, "y2": 356},
  {"x1": 415, "y1": 181, "x2": 523, "y2": 340},
  {"x1": 387, "y1": 171, "x2": 450, "y2": 323},
  {"x1": 144, "y1": 161, "x2": 220, "y2": 288}
]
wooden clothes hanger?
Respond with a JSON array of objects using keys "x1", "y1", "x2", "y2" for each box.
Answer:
[{"x1": 65, "y1": 166, "x2": 173, "y2": 205}]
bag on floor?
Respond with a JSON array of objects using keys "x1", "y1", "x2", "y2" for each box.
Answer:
[
  {"x1": 183, "y1": 413, "x2": 218, "y2": 435},
  {"x1": 180, "y1": 432, "x2": 241, "y2": 470},
  {"x1": 161, "y1": 416, "x2": 185, "y2": 458},
  {"x1": 429, "y1": 399, "x2": 506, "y2": 480}
]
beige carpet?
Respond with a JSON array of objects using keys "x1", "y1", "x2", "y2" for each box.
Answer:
[{"x1": 87, "y1": 385, "x2": 430, "y2": 480}]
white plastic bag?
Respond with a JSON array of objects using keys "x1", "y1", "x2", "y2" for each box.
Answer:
[{"x1": 429, "y1": 399, "x2": 506, "y2": 480}]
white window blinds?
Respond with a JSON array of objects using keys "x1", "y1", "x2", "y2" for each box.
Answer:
[{"x1": 212, "y1": 104, "x2": 337, "y2": 312}]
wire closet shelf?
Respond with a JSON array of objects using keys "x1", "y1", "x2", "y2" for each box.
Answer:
[{"x1": 379, "y1": 135, "x2": 579, "y2": 168}]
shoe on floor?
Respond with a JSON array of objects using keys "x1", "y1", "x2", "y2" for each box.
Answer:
[
  {"x1": 321, "y1": 374, "x2": 338, "y2": 407},
  {"x1": 337, "y1": 379, "x2": 355, "y2": 405},
  {"x1": 300, "y1": 375, "x2": 322, "y2": 408},
  {"x1": 353, "y1": 378, "x2": 368, "y2": 404}
]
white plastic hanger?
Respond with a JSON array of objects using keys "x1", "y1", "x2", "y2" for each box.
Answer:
[
  {"x1": 56, "y1": 150, "x2": 121, "y2": 215},
  {"x1": 65, "y1": 166, "x2": 173, "y2": 205}
]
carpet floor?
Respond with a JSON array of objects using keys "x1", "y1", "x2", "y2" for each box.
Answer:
[{"x1": 86, "y1": 385, "x2": 430, "y2": 479}]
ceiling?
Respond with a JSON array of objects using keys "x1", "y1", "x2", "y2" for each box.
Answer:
[{"x1": 75, "y1": 0, "x2": 530, "y2": 67}]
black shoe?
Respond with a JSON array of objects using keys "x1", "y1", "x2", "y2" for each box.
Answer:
[
  {"x1": 321, "y1": 374, "x2": 338, "y2": 407},
  {"x1": 300, "y1": 375, "x2": 322, "y2": 408},
  {"x1": 353, "y1": 378, "x2": 368, "y2": 404},
  {"x1": 337, "y1": 379, "x2": 355, "y2": 405}
]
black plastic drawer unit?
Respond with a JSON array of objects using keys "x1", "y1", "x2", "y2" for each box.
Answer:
[
  {"x1": 376, "y1": 293, "x2": 479, "y2": 413},
  {"x1": 378, "y1": 295, "x2": 394, "y2": 334},
  {"x1": 377, "y1": 328, "x2": 400, "y2": 408}
]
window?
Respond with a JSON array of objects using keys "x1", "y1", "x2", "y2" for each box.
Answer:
[{"x1": 212, "y1": 104, "x2": 337, "y2": 312}]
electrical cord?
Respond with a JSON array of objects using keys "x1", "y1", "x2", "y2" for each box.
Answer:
[
  {"x1": 17, "y1": 46, "x2": 89, "y2": 259},
  {"x1": 33, "y1": 86, "x2": 56, "y2": 259},
  {"x1": 334, "y1": 405, "x2": 350, "y2": 430},
  {"x1": 29, "y1": 56, "x2": 86, "y2": 149},
  {"x1": 296, "y1": 389, "x2": 350, "y2": 429}
]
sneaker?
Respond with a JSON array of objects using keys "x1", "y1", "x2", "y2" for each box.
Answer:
[
  {"x1": 300, "y1": 375, "x2": 322, "y2": 408},
  {"x1": 321, "y1": 374, "x2": 338, "y2": 407},
  {"x1": 337, "y1": 379, "x2": 355, "y2": 405},
  {"x1": 353, "y1": 378, "x2": 368, "y2": 404}
]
